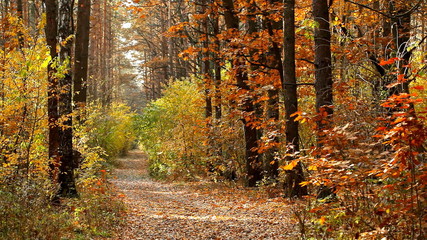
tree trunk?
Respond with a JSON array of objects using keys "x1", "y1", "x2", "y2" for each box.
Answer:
[
  {"x1": 101, "y1": 0, "x2": 109, "y2": 106},
  {"x1": 369, "y1": 2, "x2": 414, "y2": 112},
  {"x1": 262, "y1": 0, "x2": 282, "y2": 182},
  {"x1": 74, "y1": 0, "x2": 91, "y2": 119},
  {"x1": 88, "y1": 0, "x2": 101, "y2": 102},
  {"x1": 213, "y1": 13, "x2": 222, "y2": 120},
  {"x1": 222, "y1": 0, "x2": 262, "y2": 187},
  {"x1": 16, "y1": 0, "x2": 24, "y2": 48},
  {"x1": 283, "y1": 0, "x2": 307, "y2": 198},
  {"x1": 313, "y1": 0, "x2": 333, "y2": 133},
  {"x1": 44, "y1": 0, "x2": 60, "y2": 188},
  {"x1": 390, "y1": 5, "x2": 411, "y2": 97},
  {"x1": 202, "y1": 0, "x2": 212, "y2": 119},
  {"x1": 57, "y1": 0, "x2": 77, "y2": 197}
]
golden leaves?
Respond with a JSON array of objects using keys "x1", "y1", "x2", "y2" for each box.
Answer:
[{"x1": 281, "y1": 160, "x2": 299, "y2": 171}]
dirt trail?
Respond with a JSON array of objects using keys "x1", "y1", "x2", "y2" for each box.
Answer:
[{"x1": 112, "y1": 149, "x2": 299, "y2": 240}]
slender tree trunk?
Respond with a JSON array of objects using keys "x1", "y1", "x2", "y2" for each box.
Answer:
[
  {"x1": 246, "y1": 4, "x2": 266, "y2": 183},
  {"x1": 262, "y1": 0, "x2": 283, "y2": 182},
  {"x1": 106, "y1": 3, "x2": 113, "y2": 104},
  {"x1": 202, "y1": 0, "x2": 212, "y2": 119},
  {"x1": 313, "y1": 0, "x2": 333, "y2": 133},
  {"x1": 211, "y1": 10, "x2": 223, "y2": 164},
  {"x1": 73, "y1": 0, "x2": 91, "y2": 118},
  {"x1": 369, "y1": 2, "x2": 413, "y2": 112},
  {"x1": 223, "y1": 0, "x2": 262, "y2": 187},
  {"x1": 108, "y1": 6, "x2": 114, "y2": 102},
  {"x1": 213, "y1": 11, "x2": 222, "y2": 120},
  {"x1": 88, "y1": 0, "x2": 100, "y2": 102},
  {"x1": 161, "y1": 4, "x2": 169, "y2": 85},
  {"x1": 312, "y1": 0, "x2": 333, "y2": 199},
  {"x1": 283, "y1": 0, "x2": 307, "y2": 197},
  {"x1": 390, "y1": 6, "x2": 411, "y2": 97},
  {"x1": 167, "y1": 0, "x2": 174, "y2": 80},
  {"x1": 57, "y1": 0, "x2": 77, "y2": 197},
  {"x1": 44, "y1": 0, "x2": 60, "y2": 187},
  {"x1": 16, "y1": 0, "x2": 24, "y2": 48},
  {"x1": 101, "y1": 0, "x2": 108, "y2": 106}
]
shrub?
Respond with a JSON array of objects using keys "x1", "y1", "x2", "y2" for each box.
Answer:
[
  {"x1": 136, "y1": 79, "x2": 207, "y2": 179},
  {"x1": 79, "y1": 103, "x2": 136, "y2": 163},
  {"x1": 292, "y1": 91, "x2": 427, "y2": 239}
]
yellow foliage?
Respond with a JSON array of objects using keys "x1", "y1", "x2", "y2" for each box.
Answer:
[
  {"x1": 137, "y1": 78, "x2": 206, "y2": 179},
  {"x1": 0, "y1": 14, "x2": 124, "y2": 239}
]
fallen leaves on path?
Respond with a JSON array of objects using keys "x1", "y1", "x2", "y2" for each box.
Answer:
[{"x1": 111, "y1": 150, "x2": 300, "y2": 240}]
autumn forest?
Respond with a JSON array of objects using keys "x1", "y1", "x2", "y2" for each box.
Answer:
[{"x1": 0, "y1": 0, "x2": 426, "y2": 239}]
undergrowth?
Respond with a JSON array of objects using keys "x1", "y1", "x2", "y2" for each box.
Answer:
[{"x1": 0, "y1": 103, "x2": 133, "y2": 239}]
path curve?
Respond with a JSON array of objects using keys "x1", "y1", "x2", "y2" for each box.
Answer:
[{"x1": 112, "y1": 149, "x2": 299, "y2": 240}]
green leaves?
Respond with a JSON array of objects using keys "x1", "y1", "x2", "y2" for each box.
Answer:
[{"x1": 136, "y1": 78, "x2": 206, "y2": 179}]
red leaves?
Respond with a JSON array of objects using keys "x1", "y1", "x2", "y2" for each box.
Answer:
[
  {"x1": 379, "y1": 57, "x2": 401, "y2": 66},
  {"x1": 412, "y1": 85, "x2": 425, "y2": 90}
]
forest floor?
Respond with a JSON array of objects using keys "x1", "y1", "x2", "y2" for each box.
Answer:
[{"x1": 111, "y1": 149, "x2": 300, "y2": 240}]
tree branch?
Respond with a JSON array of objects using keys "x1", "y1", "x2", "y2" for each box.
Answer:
[
  {"x1": 297, "y1": 58, "x2": 315, "y2": 65},
  {"x1": 395, "y1": 0, "x2": 423, "y2": 18},
  {"x1": 344, "y1": 0, "x2": 391, "y2": 18}
]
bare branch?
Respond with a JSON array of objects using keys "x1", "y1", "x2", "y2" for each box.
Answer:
[
  {"x1": 344, "y1": 0, "x2": 391, "y2": 18},
  {"x1": 297, "y1": 58, "x2": 315, "y2": 65}
]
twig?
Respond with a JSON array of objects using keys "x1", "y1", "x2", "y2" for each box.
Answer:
[
  {"x1": 344, "y1": 0, "x2": 391, "y2": 18},
  {"x1": 297, "y1": 58, "x2": 315, "y2": 65}
]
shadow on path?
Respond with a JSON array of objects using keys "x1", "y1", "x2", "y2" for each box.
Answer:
[{"x1": 112, "y1": 149, "x2": 298, "y2": 240}]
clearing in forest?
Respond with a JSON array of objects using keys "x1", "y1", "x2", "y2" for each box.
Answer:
[{"x1": 112, "y1": 149, "x2": 299, "y2": 239}]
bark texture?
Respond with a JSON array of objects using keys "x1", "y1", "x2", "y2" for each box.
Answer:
[
  {"x1": 313, "y1": 0, "x2": 333, "y2": 131},
  {"x1": 223, "y1": 0, "x2": 262, "y2": 187},
  {"x1": 58, "y1": 0, "x2": 77, "y2": 197},
  {"x1": 44, "y1": 0, "x2": 60, "y2": 186},
  {"x1": 283, "y1": 0, "x2": 307, "y2": 198},
  {"x1": 74, "y1": 0, "x2": 91, "y2": 113}
]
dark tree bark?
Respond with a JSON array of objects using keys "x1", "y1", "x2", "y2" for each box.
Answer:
[
  {"x1": 223, "y1": 0, "x2": 262, "y2": 187},
  {"x1": 313, "y1": 0, "x2": 333, "y2": 133},
  {"x1": 202, "y1": 0, "x2": 212, "y2": 119},
  {"x1": 262, "y1": 0, "x2": 282, "y2": 182},
  {"x1": 360, "y1": 2, "x2": 416, "y2": 112},
  {"x1": 390, "y1": 5, "x2": 411, "y2": 97},
  {"x1": 213, "y1": 13, "x2": 222, "y2": 120},
  {"x1": 101, "y1": 0, "x2": 109, "y2": 106},
  {"x1": 167, "y1": 0, "x2": 174, "y2": 80},
  {"x1": 44, "y1": 0, "x2": 60, "y2": 187},
  {"x1": 16, "y1": 0, "x2": 24, "y2": 48},
  {"x1": 57, "y1": 0, "x2": 77, "y2": 197},
  {"x1": 312, "y1": 0, "x2": 333, "y2": 199},
  {"x1": 73, "y1": 0, "x2": 91, "y2": 117},
  {"x1": 283, "y1": 0, "x2": 307, "y2": 198}
]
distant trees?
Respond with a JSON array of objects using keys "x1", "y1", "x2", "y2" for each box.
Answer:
[
  {"x1": 43, "y1": 0, "x2": 133, "y2": 197},
  {"x1": 132, "y1": 0, "x2": 426, "y2": 206},
  {"x1": 0, "y1": 0, "x2": 423, "y2": 237},
  {"x1": 0, "y1": 1, "x2": 135, "y2": 236},
  {"x1": 43, "y1": 0, "x2": 122, "y2": 197},
  {"x1": 88, "y1": 0, "x2": 114, "y2": 105}
]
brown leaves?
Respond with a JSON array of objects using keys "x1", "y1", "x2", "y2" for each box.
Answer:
[{"x1": 114, "y1": 150, "x2": 300, "y2": 239}]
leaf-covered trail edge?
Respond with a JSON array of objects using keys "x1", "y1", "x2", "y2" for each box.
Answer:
[{"x1": 111, "y1": 150, "x2": 299, "y2": 239}]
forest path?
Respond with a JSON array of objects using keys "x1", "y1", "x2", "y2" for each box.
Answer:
[{"x1": 112, "y1": 149, "x2": 299, "y2": 239}]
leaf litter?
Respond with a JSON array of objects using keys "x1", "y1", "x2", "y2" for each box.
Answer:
[{"x1": 111, "y1": 150, "x2": 299, "y2": 239}]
